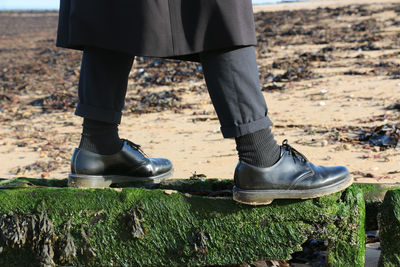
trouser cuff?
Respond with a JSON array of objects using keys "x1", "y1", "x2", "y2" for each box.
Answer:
[
  {"x1": 75, "y1": 102, "x2": 122, "y2": 124},
  {"x1": 221, "y1": 116, "x2": 273, "y2": 138}
]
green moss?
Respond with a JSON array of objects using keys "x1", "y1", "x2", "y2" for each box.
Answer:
[
  {"x1": 326, "y1": 186, "x2": 366, "y2": 267},
  {"x1": 379, "y1": 189, "x2": 400, "y2": 267},
  {"x1": 0, "y1": 177, "x2": 68, "y2": 188},
  {"x1": 0, "y1": 181, "x2": 365, "y2": 266}
]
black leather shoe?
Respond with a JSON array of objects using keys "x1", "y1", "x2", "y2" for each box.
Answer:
[
  {"x1": 68, "y1": 139, "x2": 173, "y2": 188},
  {"x1": 233, "y1": 140, "x2": 353, "y2": 205}
]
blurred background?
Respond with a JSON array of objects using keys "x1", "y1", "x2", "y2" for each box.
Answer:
[{"x1": 1, "y1": 0, "x2": 295, "y2": 10}]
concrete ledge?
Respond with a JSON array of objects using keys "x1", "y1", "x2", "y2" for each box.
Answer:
[{"x1": 0, "y1": 178, "x2": 365, "y2": 266}]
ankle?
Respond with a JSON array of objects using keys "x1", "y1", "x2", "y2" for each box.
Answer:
[
  {"x1": 78, "y1": 118, "x2": 123, "y2": 155},
  {"x1": 235, "y1": 128, "x2": 281, "y2": 168}
]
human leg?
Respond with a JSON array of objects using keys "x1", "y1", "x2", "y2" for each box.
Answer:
[
  {"x1": 76, "y1": 47, "x2": 134, "y2": 155},
  {"x1": 76, "y1": 47, "x2": 133, "y2": 124},
  {"x1": 200, "y1": 46, "x2": 352, "y2": 205},
  {"x1": 69, "y1": 47, "x2": 173, "y2": 187},
  {"x1": 200, "y1": 46, "x2": 281, "y2": 168}
]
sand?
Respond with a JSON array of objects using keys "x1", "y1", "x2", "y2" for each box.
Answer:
[{"x1": 0, "y1": 0, "x2": 399, "y2": 185}]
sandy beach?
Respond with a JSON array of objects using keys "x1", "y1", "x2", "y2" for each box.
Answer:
[{"x1": 0, "y1": 0, "x2": 399, "y2": 185}]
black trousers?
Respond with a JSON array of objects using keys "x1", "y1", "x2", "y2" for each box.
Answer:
[{"x1": 75, "y1": 46, "x2": 272, "y2": 138}]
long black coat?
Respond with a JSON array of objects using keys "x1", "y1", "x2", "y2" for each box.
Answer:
[{"x1": 56, "y1": 0, "x2": 257, "y2": 61}]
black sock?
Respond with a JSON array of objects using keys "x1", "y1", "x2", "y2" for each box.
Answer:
[
  {"x1": 79, "y1": 118, "x2": 123, "y2": 155},
  {"x1": 235, "y1": 128, "x2": 281, "y2": 168}
]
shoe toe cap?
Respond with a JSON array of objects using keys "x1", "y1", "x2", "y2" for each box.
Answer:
[
  {"x1": 313, "y1": 164, "x2": 350, "y2": 186},
  {"x1": 148, "y1": 157, "x2": 173, "y2": 175}
]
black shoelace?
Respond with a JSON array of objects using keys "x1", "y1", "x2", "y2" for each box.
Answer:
[
  {"x1": 122, "y1": 139, "x2": 149, "y2": 157},
  {"x1": 281, "y1": 139, "x2": 308, "y2": 163}
]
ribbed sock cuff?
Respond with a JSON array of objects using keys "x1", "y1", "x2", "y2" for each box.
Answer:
[
  {"x1": 79, "y1": 118, "x2": 123, "y2": 155},
  {"x1": 235, "y1": 128, "x2": 281, "y2": 168}
]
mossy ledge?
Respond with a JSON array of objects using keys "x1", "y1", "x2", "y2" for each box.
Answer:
[
  {"x1": 378, "y1": 189, "x2": 400, "y2": 267},
  {"x1": 0, "y1": 178, "x2": 365, "y2": 266}
]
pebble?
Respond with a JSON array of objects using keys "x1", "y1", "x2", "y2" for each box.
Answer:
[
  {"x1": 321, "y1": 140, "x2": 329, "y2": 147},
  {"x1": 163, "y1": 190, "x2": 178, "y2": 195},
  {"x1": 343, "y1": 144, "x2": 351, "y2": 150},
  {"x1": 318, "y1": 101, "x2": 326, "y2": 106},
  {"x1": 320, "y1": 89, "x2": 328, "y2": 94},
  {"x1": 22, "y1": 112, "x2": 32, "y2": 117}
]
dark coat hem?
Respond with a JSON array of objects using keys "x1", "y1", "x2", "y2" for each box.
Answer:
[
  {"x1": 56, "y1": 0, "x2": 257, "y2": 62},
  {"x1": 56, "y1": 41, "x2": 257, "y2": 62}
]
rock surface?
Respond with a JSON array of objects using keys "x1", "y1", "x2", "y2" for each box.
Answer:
[{"x1": 0, "y1": 179, "x2": 366, "y2": 266}]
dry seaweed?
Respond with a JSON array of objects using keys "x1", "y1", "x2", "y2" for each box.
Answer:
[
  {"x1": 80, "y1": 228, "x2": 96, "y2": 261},
  {"x1": 29, "y1": 91, "x2": 77, "y2": 112},
  {"x1": 386, "y1": 102, "x2": 400, "y2": 111},
  {"x1": 34, "y1": 206, "x2": 56, "y2": 267},
  {"x1": 126, "y1": 205, "x2": 145, "y2": 239},
  {"x1": 190, "y1": 228, "x2": 209, "y2": 255},
  {"x1": 57, "y1": 220, "x2": 76, "y2": 265},
  {"x1": 132, "y1": 57, "x2": 203, "y2": 89},
  {"x1": 0, "y1": 204, "x2": 58, "y2": 267},
  {"x1": 359, "y1": 124, "x2": 400, "y2": 149},
  {"x1": 0, "y1": 212, "x2": 29, "y2": 251},
  {"x1": 125, "y1": 89, "x2": 193, "y2": 114}
]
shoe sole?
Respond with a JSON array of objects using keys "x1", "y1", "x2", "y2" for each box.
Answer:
[
  {"x1": 68, "y1": 169, "x2": 174, "y2": 189},
  {"x1": 233, "y1": 174, "x2": 353, "y2": 206}
]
